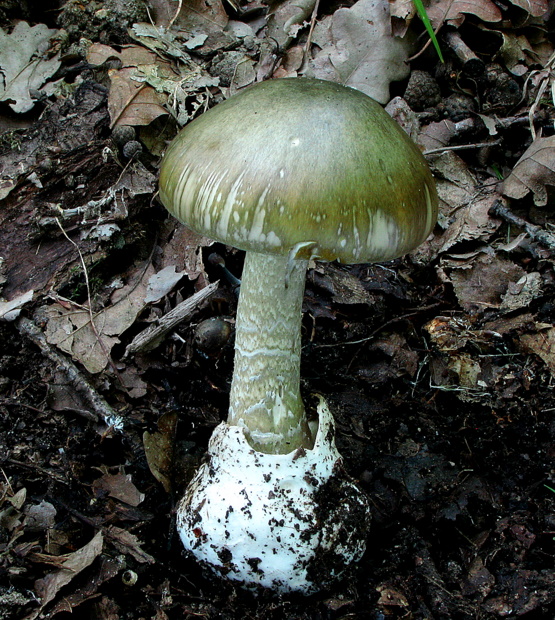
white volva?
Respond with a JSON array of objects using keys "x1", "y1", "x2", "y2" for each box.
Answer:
[{"x1": 177, "y1": 397, "x2": 370, "y2": 593}]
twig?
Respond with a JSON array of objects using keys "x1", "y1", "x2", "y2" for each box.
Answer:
[
  {"x1": 303, "y1": 0, "x2": 321, "y2": 66},
  {"x1": 6, "y1": 458, "x2": 69, "y2": 484},
  {"x1": 424, "y1": 140, "x2": 502, "y2": 156},
  {"x1": 16, "y1": 317, "x2": 125, "y2": 431},
  {"x1": 124, "y1": 281, "x2": 219, "y2": 357},
  {"x1": 444, "y1": 31, "x2": 484, "y2": 76},
  {"x1": 489, "y1": 200, "x2": 555, "y2": 251},
  {"x1": 168, "y1": 0, "x2": 183, "y2": 29}
]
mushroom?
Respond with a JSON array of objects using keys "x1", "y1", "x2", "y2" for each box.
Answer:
[{"x1": 159, "y1": 78, "x2": 438, "y2": 593}]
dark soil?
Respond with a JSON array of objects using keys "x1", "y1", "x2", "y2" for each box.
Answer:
[{"x1": 1, "y1": 1, "x2": 555, "y2": 619}]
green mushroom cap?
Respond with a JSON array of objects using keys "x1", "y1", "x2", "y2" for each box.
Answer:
[{"x1": 159, "y1": 78, "x2": 438, "y2": 263}]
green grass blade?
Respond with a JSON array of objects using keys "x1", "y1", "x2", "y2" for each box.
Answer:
[{"x1": 413, "y1": 0, "x2": 444, "y2": 63}]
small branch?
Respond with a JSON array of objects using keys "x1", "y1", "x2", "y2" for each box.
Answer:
[
  {"x1": 444, "y1": 31, "x2": 484, "y2": 76},
  {"x1": 424, "y1": 140, "x2": 502, "y2": 156},
  {"x1": 489, "y1": 200, "x2": 555, "y2": 251},
  {"x1": 17, "y1": 317, "x2": 125, "y2": 431},
  {"x1": 124, "y1": 281, "x2": 218, "y2": 357}
]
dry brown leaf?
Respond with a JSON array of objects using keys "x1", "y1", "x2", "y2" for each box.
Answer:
[
  {"x1": 426, "y1": 0, "x2": 501, "y2": 28},
  {"x1": 506, "y1": 0, "x2": 549, "y2": 17},
  {"x1": 441, "y1": 250, "x2": 525, "y2": 314},
  {"x1": 500, "y1": 272, "x2": 542, "y2": 312},
  {"x1": 376, "y1": 583, "x2": 409, "y2": 607},
  {"x1": 87, "y1": 44, "x2": 175, "y2": 127},
  {"x1": 143, "y1": 412, "x2": 178, "y2": 493},
  {"x1": 105, "y1": 525, "x2": 155, "y2": 564},
  {"x1": 426, "y1": 152, "x2": 501, "y2": 256},
  {"x1": 520, "y1": 325, "x2": 555, "y2": 376},
  {"x1": 92, "y1": 472, "x2": 145, "y2": 507},
  {"x1": 305, "y1": 0, "x2": 410, "y2": 103},
  {"x1": 34, "y1": 531, "x2": 103, "y2": 612},
  {"x1": 44, "y1": 263, "x2": 156, "y2": 374},
  {"x1": 173, "y1": 0, "x2": 228, "y2": 34},
  {"x1": 502, "y1": 136, "x2": 555, "y2": 207},
  {"x1": 265, "y1": 0, "x2": 317, "y2": 50},
  {"x1": 160, "y1": 225, "x2": 211, "y2": 282},
  {"x1": 87, "y1": 42, "x2": 159, "y2": 68},
  {"x1": 107, "y1": 68, "x2": 167, "y2": 128},
  {"x1": 148, "y1": 0, "x2": 178, "y2": 27}
]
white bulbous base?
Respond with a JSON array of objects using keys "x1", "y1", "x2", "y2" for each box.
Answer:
[{"x1": 177, "y1": 397, "x2": 371, "y2": 593}]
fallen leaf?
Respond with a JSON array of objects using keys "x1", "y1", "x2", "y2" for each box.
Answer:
[
  {"x1": 104, "y1": 525, "x2": 155, "y2": 564},
  {"x1": 426, "y1": 0, "x2": 501, "y2": 28},
  {"x1": 145, "y1": 266, "x2": 186, "y2": 304},
  {"x1": 173, "y1": 0, "x2": 228, "y2": 34},
  {"x1": 107, "y1": 67, "x2": 167, "y2": 128},
  {"x1": 44, "y1": 263, "x2": 156, "y2": 374},
  {"x1": 119, "y1": 366, "x2": 149, "y2": 399},
  {"x1": 92, "y1": 472, "x2": 145, "y2": 507},
  {"x1": 441, "y1": 250, "x2": 525, "y2": 314},
  {"x1": 500, "y1": 272, "x2": 542, "y2": 312},
  {"x1": 502, "y1": 136, "x2": 555, "y2": 207},
  {"x1": 520, "y1": 325, "x2": 555, "y2": 376},
  {"x1": 305, "y1": 0, "x2": 410, "y2": 103},
  {"x1": 23, "y1": 501, "x2": 57, "y2": 531},
  {"x1": 0, "y1": 21, "x2": 61, "y2": 113},
  {"x1": 265, "y1": 0, "x2": 316, "y2": 50},
  {"x1": 143, "y1": 412, "x2": 178, "y2": 493},
  {"x1": 426, "y1": 152, "x2": 501, "y2": 256},
  {"x1": 506, "y1": 0, "x2": 549, "y2": 17},
  {"x1": 376, "y1": 583, "x2": 409, "y2": 607},
  {"x1": 34, "y1": 531, "x2": 103, "y2": 611}
]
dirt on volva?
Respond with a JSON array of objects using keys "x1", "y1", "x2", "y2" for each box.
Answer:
[{"x1": 1, "y1": 0, "x2": 555, "y2": 618}]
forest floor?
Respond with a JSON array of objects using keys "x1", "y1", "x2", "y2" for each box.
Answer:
[{"x1": 1, "y1": 0, "x2": 555, "y2": 618}]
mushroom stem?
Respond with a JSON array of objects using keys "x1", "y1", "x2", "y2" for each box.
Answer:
[{"x1": 228, "y1": 251, "x2": 313, "y2": 454}]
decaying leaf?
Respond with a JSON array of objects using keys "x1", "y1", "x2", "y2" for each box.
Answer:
[
  {"x1": 500, "y1": 272, "x2": 542, "y2": 312},
  {"x1": 172, "y1": 0, "x2": 229, "y2": 34},
  {"x1": 506, "y1": 0, "x2": 549, "y2": 17},
  {"x1": 107, "y1": 67, "x2": 168, "y2": 128},
  {"x1": 265, "y1": 0, "x2": 317, "y2": 50},
  {"x1": 520, "y1": 325, "x2": 555, "y2": 377},
  {"x1": 426, "y1": 0, "x2": 502, "y2": 28},
  {"x1": 377, "y1": 583, "x2": 409, "y2": 607},
  {"x1": 43, "y1": 263, "x2": 157, "y2": 374},
  {"x1": 34, "y1": 531, "x2": 104, "y2": 612},
  {"x1": 143, "y1": 412, "x2": 178, "y2": 493},
  {"x1": 427, "y1": 152, "x2": 501, "y2": 256},
  {"x1": 502, "y1": 136, "x2": 555, "y2": 207},
  {"x1": 89, "y1": 40, "x2": 219, "y2": 127},
  {"x1": 305, "y1": 0, "x2": 410, "y2": 103},
  {"x1": 92, "y1": 472, "x2": 145, "y2": 507},
  {"x1": 104, "y1": 525, "x2": 155, "y2": 564},
  {"x1": 440, "y1": 249, "x2": 525, "y2": 314},
  {"x1": 0, "y1": 21, "x2": 61, "y2": 113}
]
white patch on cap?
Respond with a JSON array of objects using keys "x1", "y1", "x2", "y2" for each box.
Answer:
[
  {"x1": 366, "y1": 209, "x2": 399, "y2": 254},
  {"x1": 248, "y1": 187, "x2": 270, "y2": 241},
  {"x1": 216, "y1": 171, "x2": 247, "y2": 239},
  {"x1": 423, "y1": 182, "x2": 435, "y2": 239},
  {"x1": 265, "y1": 231, "x2": 282, "y2": 247}
]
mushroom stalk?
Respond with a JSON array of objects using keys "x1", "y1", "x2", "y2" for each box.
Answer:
[{"x1": 228, "y1": 251, "x2": 313, "y2": 454}]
